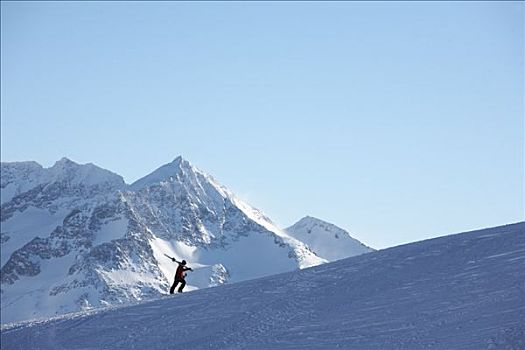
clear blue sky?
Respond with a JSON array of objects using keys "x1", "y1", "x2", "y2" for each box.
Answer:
[{"x1": 1, "y1": 1, "x2": 523, "y2": 249}]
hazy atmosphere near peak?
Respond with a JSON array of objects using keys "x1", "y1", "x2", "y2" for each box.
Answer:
[{"x1": 1, "y1": 1, "x2": 523, "y2": 249}]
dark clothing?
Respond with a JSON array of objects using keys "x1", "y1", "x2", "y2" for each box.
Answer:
[
  {"x1": 176, "y1": 264, "x2": 187, "y2": 279},
  {"x1": 170, "y1": 277, "x2": 186, "y2": 294},
  {"x1": 170, "y1": 262, "x2": 191, "y2": 294}
]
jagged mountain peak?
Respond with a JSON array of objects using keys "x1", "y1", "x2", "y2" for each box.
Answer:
[
  {"x1": 1, "y1": 161, "x2": 46, "y2": 203},
  {"x1": 0, "y1": 160, "x2": 43, "y2": 169},
  {"x1": 1, "y1": 155, "x2": 364, "y2": 323},
  {"x1": 127, "y1": 156, "x2": 284, "y2": 241},
  {"x1": 295, "y1": 215, "x2": 330, "y2": 226},
  {"x1": 1, "y1": 161, "x2": 44, "y2": 184},
  {"x1": 289, "y1": 215, "x2": 349, "y2": 234},
  {"x1": 47, "y1": 158, "x2": 126, "y2": 189},
  {"x1": 1, "y1": 158, "x2": 126, "y2": 193},
  {"x1": 130, "y1": 155, "x2": 210, "y2": 191},
  {"x1": 52, "y1": 157, "x2": 77, "y2": 167},
  {"x1": 171, "y1": 155, "x2": 185, "y2": 165}
]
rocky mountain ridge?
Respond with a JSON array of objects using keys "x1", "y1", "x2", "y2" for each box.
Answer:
[{"x1": 1, "y1": 156, "x2": 372, "y2": 323}]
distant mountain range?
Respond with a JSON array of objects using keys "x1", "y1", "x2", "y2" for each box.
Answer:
[{"x1": 1, "y1": 156, "x2": 373, "y2": 323}]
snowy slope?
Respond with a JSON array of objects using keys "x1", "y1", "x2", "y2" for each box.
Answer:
[
  {"x1": 1, "y1": 158, "x2": 127, "y2": 266},
  {"x1": 126, "y1": 156, "x2": 325, "y2": 277},
  {"x1": 1, "y1": 159, "x2": 132, "y2": 323},
  {"x1": 1, "y1": 161, "x2": 46, "y2": 204},
  {"x1": 2, "y1": 222, "x2": 523, "y2": 349},
  {"x1": 285, "y1": 216, "x2": 374, "y2": 261},
  {"x1": 1, "y1": 156, "x2": 329, "y2": 323}
]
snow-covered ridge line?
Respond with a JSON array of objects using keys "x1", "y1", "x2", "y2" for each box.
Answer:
[
  {"x1": 285, "y1": 215, "x2": 374, "y2": 261},
  {"x1": 128, "y1": 156, "x2": 326, "y2": 268},
  {"x1": 1, "y1": 158, "x2": 126, "y2": 204},
  {"x1": 1, "y1": 155, "x2": 369, "y2": 324}
]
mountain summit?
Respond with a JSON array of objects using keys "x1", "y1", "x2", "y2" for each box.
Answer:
[
  {"x1": 286, "y1": 216, "x2": 374, "y2": 261},
  {"x1": 129, "y1": 156, "x2": 187, "y2": 191},
  {"x1": 1, "y1": 156, "x2": 370, "y2": 323}
]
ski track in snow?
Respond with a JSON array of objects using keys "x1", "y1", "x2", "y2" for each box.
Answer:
[{"x1": 1, "y1": 222, "x2": 524, "y2": 349}]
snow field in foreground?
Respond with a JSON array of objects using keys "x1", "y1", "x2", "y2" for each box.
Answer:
[{"x1": 2, "y1": 222, "x2": 524, "y2": 349}]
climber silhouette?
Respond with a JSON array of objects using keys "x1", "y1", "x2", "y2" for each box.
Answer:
[{"x1": 169, "y1": 258, "x2": 193, "y2": 294}]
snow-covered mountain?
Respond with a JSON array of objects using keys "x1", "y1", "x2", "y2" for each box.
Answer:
[
  {"x1": 2, "y1": 222, "x2": 523, "y2": 349},
  {"x1": 1, "y1": 158, "x2": 126, "y2": 206},
  {"x1": 1, "y1": 158, "x2": 127, "y2": 269},
  {"x1": 285, "y1": 216, "x2": 374, "y2": 261},
  {"x1": 1, "y1": 156, "x2": 371, "y2": 323}
]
